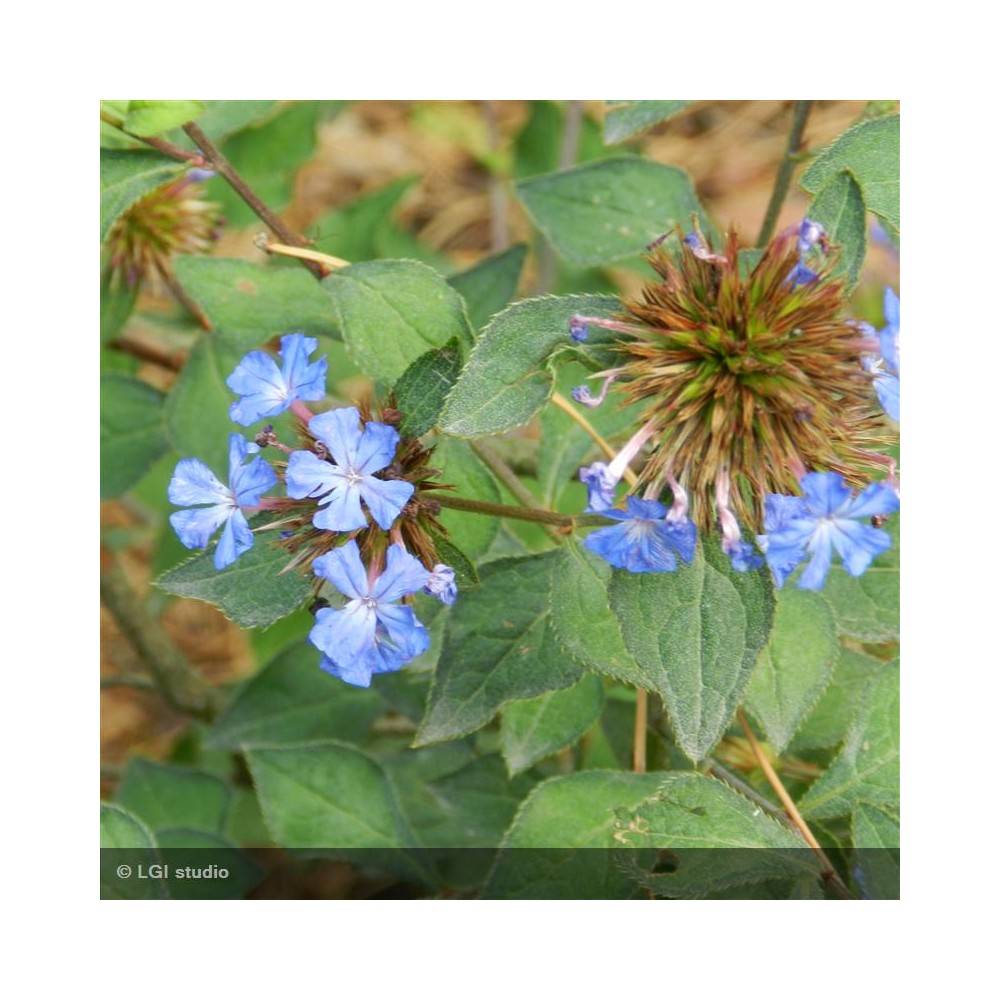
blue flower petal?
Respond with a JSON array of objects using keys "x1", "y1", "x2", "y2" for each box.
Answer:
[
  {"x1": 883, "y1": 287, "x2": 899, "y2": 331},
  {"x1": 373, "y1": 602, "x2": 431, "y2": 663},
  {"x1": 800, "y1": 472, "x2": 853, "y2": 517},
  {"x1": 168, "y1": 458, "x2": 230, "y2": 507},
  {"x1": 579, "y1": 462, "x2": 617, "y2": 512},
  {"x1": 664, "y1": 518, "x2": 697, "y2": 563},
  {"x1": 585, "y1": 520, "x2": 677, "y2": 573},
  {"x1": 353, "y1": 421, "x2": 401, "y2": 476},
  {"x1": 373, "y1": 544, "x2": 431, "y2": 603},
  {"x1": 169, "y1": 505, "x2": 232, "y2": 550},
  {"x1": 874, "y1": 373, "x2": 900, "y2": 421},
  {"x1": 214, "y1": 508, "x2": 254, "y2": 569},
  {"x1": 285, "y1": 450, "x2": 338, "y2": 500},
  {"x1": 313, "y1": 541, "x2": 369, "y2": 601},
  {"x1": 279, "y1": 333, "x2": 327, "y2": 401},
  {"x1": 623, "y1": 495, "x2": 668, "y2": 520},
  {"x1": 230, "y1": 448, "x2": 277, "y2": 506},
  {"x1": 226, "y1": 351, "x2": 288, "y2": 426},
  {"x1": 318, "y1": 653, "x2": 374, "y2": 688},
  {"x1": 798, "y1": 525, "x2": 835, "y2": 590},
  {"x1": 311, "y1": 474, "x2": 368, "y2": 531},
  {"x1": 425, "y1": 565, "x2": 458, "y2": 605},
  {"x1": 841, "y1": 481, "x2": 900, "y2": 520},
  {"x1": 308, "y1": 408, "x2": 363, "y2": 468},
  {"x1": 726, "y1": 540, "x2": 764, "y2": 572},
  {"x1": 828, "y1": 519, "x2": 891, "y2": 577},
  {"x1": 763, "y1": 494, "x2": 810, "y2": 532},
  {"x1": 311, "y1": 602, "x2": 379, "y2": 685},
  {"x1": 358, "y1": 476, "x2": 414, "y2": 530}
]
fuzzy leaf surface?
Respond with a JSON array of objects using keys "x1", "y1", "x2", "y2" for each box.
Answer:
[
  {"x1": 852, "y1": 804, "x2": 900, "y2": 899},
  {"x1": 100, "y1": 149, "x2": 183, "y2": 241},
  {"x1": 431, "y1": 437, "x2": 502, "y2": 558},
  {"x1": 416, "y1": 552, "x2": 582, "y2": 745},
  {"x1": 801, "y1": 114, "x2": 900, "y2": 232},
  {"x1": 602, "y1": 101, "x2": 692, "y2": 143},
  {"x1": 207, "y1": 641, "x2": 384, "y2": 750},
  {"x1": 516, "y1": 158, "x2": 705, "y2": 266},
  {"x1": 799, "y1": 662, "x2": 899, "y2": 819},
  {"x1": 123, "y1": 100, "x2": 204, "y2": 136},
  {"x1": 447, "y1": 245, "x2": 527, "y2": 332},
  {"x1": 100, "y1": 805, "x2": 167, "y2": 900},
  {"x1": 500, "y1": 673, "x2": 604, "y2": 776},
  {"x1": 393, "y1": 339, "x2": 463, "y2": 438},
  {"x1": 116, "y1": 759, "x2": 231, "y2": 834},
  {"x1": 156, "y1": 539, "x2": 312, "y2": 629},
  {"x1": 323, "y1": 259, "x2": 473, "y2": 383},
  {"x1": 608, "y1": 542, "x2": 776, "y2": 761},
  {"x1": 440, "y1": 294, "x2": 618, "y2": 437},
  {"x1": 745, "y1": 589, "x2": 838, "y2": 752},
  {"x1": 808, "y1": 170, "x2": 867, "y2": 293}
]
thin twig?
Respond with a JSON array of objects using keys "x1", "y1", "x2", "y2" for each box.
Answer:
[
  {"x1": 633, "y1": 690, "x2": 648, "y2": 773},
  {"x1": 535, "y1": 100, "x2": 585, "y2": 294},
  {"x1": 182, "y1": 120, "x2": 324, "y2": 279},
  {"x1": 706, "y1": 758, "x2": 792, "y2": 825},
  {"x1": 101, "y1": 674, "x2": 157, "y2": 691},
  {"x1": 108, "y1": 333, "x2": 185, "y2": 372},
  {"x1": 481, "y1": 101, "x2": 509, "y2": 253},
  {"x1": 428, "y1": 491, "x2": 610, "y2": 528},
  {"x1": 100, "y1": 561, "x2": 221, "y2": 720},
  {"x1": 549, "y1": 392, "x2": 638, "y2": 486},
  {"x1": 100, "y1": 109, "x2": 205, "y2": 165},
  {"x1": 158, "y1": 265, "x2": 212, "y2": 329},
  {"x1": 736, "y1": 708, "x2": 854, "y2": 899},
  {"x1": 257, "y1": 238, "x2": 350, "y2": 273},
  {"x1": 756, "y1": 101, "x2": 813, "y2": 247}
]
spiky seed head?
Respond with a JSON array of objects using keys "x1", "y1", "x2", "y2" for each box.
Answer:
[{"x1": 615, "y1": 227, "x2": 892, "y2": 531}]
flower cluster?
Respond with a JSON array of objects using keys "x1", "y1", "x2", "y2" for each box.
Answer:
[
  {"x1": 567, "y1": 222, "x2": 899, "y2": 590},
  {"x1": 167, "y1": 333, "x2": 459, "y2": 686}
]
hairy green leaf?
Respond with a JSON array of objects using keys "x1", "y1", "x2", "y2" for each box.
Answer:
[
  {"x1": 100, "y1": 266, "x2": 138, "y2": 343},
  {"x1": 483, "y1": 771, "x2": 664, "y2": 899},
  {"x1": 613, "y1": 774, "x2": 822, "y2": 898},
  {"x1": 801, "y1": 114, "x2": 900, "y2": 232},
  {"x1": 431, "y1": 437, "x2": 501, "y2": 558},
  {"x1": 501, "y1": 673, "x2": 604, "y2": 776},
  {"x1": 440, "y1": 294, "x2": 618, "y2": 437},
  {"x1": 393, "y1": 339, "x2": 463, "y2": 438},
  {"x1": 745, "y1": 589, "x2": 838, "y2": 752},
  {"x1": 416, "y1": 552, "x2": 582, "y2": 745},
  {"x1": 100, "y1": 804, "x2": 167, "y2": 900},
  {"x1": 100, "y1": 373, "x2": 169, "y2": 499},
  {"x1": 608, "y1": 542, "x2": 776, "y2": 761},
  {"x1": 100, "y1": 149, "x2": 183, "y2": 241},
  {"x1": 207, "y1": 641, "x2": 384, "y2": 750},
  {"x1": 602, "y1": 101, "x2": 692, "y2": 143},
  {"x1": 173, "y1": 256, "x2": 340, "y2": 348},
  {"x1": 313, "y1": 177, "x2": 416, "y2": 261},
  {"x1": 324, "y1": 259, "x2": 473, "y2": 383},
  {"x1": 799, "y1": 662, "x2": 899, "y2": 819},
  {"x1": 808, "y1": 170, "x2": 867, "y2": 293},
  {"x1": 156, "y1": 538, "x2": 312, "y2": 629},
  {"x1": 447, "y1": 245, "x2": 527, "y2": 331},
  {"x1": 116, "y1": 759, "x2": 230, "y2": 834},
  {"x1": 852, "y1": 804, "x2": 900, "y2": 899},
  {"x1": 516, "y1": 158, "x2": 705, "y2": 266}
]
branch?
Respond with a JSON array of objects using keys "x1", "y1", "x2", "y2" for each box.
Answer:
[
  {"x1": 756, "y1": 101, "x2": 813, "y2": 246},
  {"x1": 428, "y1": 491, "x2": 610, "y2": 528},
  {"x1": 100, "y1": 561, "x2": 221, "y2": 720}
]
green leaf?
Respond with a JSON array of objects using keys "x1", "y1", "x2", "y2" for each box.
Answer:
[
  {"x1": 852, "y1": 804, "x2": 900, "y2": 899},
  {"x1": 100, "y1": 373, "x2": 170, "y2": 499},
  {"x1": 393, "y1": 339, "x2": 463, "y2": 438},
  {"x1": 123, "y1": 100, "x2": 204, "y2": 136},
  {"x1": 513, "y1": 101, "x2": 614, "y2": 181},
  {"x1": 792, "y1": 646, "x2": 885, "y2": 751},
  {"x1": 172, "y1": 256, "x2": 340, "y2": 348},
  {"x1": 501, "y1": 673, "x2": 604, "y2": 776},
  {"x1": 183, "y1": 100, "x2": 279, "y2": 142},
  {"x1": 612, "y1": 774, "x2": 822, "y2": 898},
  {"x1": 156, "y1": 538, "x2": 312, "y2": 629},
  {"x1": 602, "y1": 101, "x2": 692, "y2": 144},
  {"x1": 439, "y1": 294, "x2": 618, "y2": 437},
  {"x1": 100, "y1": 148, "x2": 183, "y2": 241},
  {"x1": 807, "y1": 170, "x2": 867, "y2": 292},
  {"x1": 447, "y1": 245, "x2": 527, "y2": 332},
  {"x1": 164, "y1": 334, "x2": 247, "y2": 471},
  {"x1": 100, "y1": 804, "x2": 168, "y2": 899},
  {"x1": 205, "y1": 101, "x2": 324, "y2": 227},
  {"x1": 801, "y1": 114, "x2": 900, "y2": 232},
  {"x1": 799, "y1": 662, "x2": 899, "y2": 819},
  {"x1": 745, "y1": 589, "x2": 838, "y2": 753},
  {"x1": 608, "y1": 541, "x2": 776, "y2": 762},
  {"x1": 416, "y1": 552, "x2": 582, "y2": 746},
  {"x1": 245, "y1": 741, "x2": 414, "y2": 848},
  {"x1": 116, "y1": 759, "x2": 231, "y2": 834},
  {"x1": 153, "y1": 830, "x2": 265, "y2": 899},
  {"x1": 425, "y1": 529, "x2": 479, "y2": 587},
  {"x1": 431, "y1": 437, "x2": 501, "y2": 558},
  {"x1": 207, "y1": 641, "x2": 383, "y2": 749},
  {"x1": 516, "y1": 158, "x2": 706, "y2": 266},
  {"x1": 483, "y1": 771, "x2": 664, "y2": 899},
  {"x1": 313, "y1": 177, "x2": 416, "y2": 261},
  {"x1": 819, "y1": 517, "x2": 899, "y2": 641},
  {"x1": 323, "y1": 259, "x2": 473, "y2": 384},
  {"x1": 549, "y1": 539, "x2": 645, "y2": 686},
  {"x1": 100, "y1": 267, "x2": 138, "y2": 343}
]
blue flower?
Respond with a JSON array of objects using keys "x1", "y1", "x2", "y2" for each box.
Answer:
[
  {"x1": 226, "y1": 333, "x2": 328, "y2": 426},
  {"x1": 309, "y1": 541, "x2": 431, "y2": 687},
  {"x1": 168, "y1": 434, "x2": 278, "y2": 569},
  {"x1": 585, "y1": 496, "x2": 697, "y2": 573},
  {"x1": 285, "y1": 407, "x2": 415, "y2": 531},
  {"x1": 879, "y1": 287, "x2": 900, "y2": 372},
  {"x1": 424, "y1": 564, "x2": 458, "y2": 605},
  {"x1": 757, "y1": 472, "x2": 899, "y2": 590},
  {"x1": 797, "y1": 218, "x2": 826, "y2": 256},
  {"x1": 569, "y1": 317, "x2": 589, "y2": 342},
  {"x1": 723, "y1": 538, "x2": 764, "y2": 572},
  {"x1": 579, "y1": 461, "x2": 618, "y2": 512}
]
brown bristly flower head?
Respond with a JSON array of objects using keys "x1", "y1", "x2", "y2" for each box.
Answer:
[
  {"x1": 607, "y1": 225, "x2": 892, "y2": 532},
  {"x1": 104, "y1": 173, "x2": 223, "y2": 292}
]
